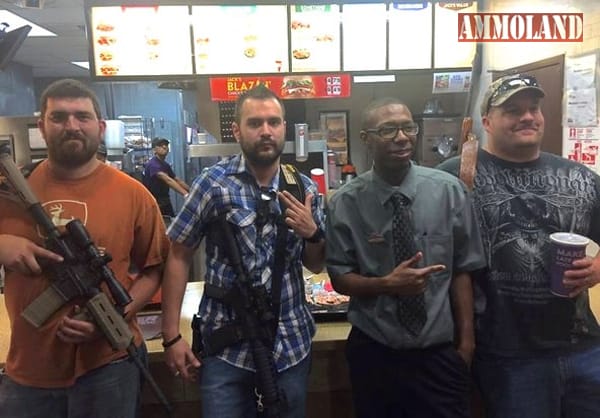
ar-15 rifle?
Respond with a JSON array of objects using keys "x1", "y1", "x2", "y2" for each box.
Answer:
[
  {"x1": 0, "y1": 147, "x2": 172, "y2": 416},
  {"x1": 217, "y1": 215, "x2": 286, "y2": 418}
]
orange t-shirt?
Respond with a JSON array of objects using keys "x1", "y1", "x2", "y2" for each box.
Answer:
[{"x1": 0, "y1": 161, "x2": 169, "y2": 388}]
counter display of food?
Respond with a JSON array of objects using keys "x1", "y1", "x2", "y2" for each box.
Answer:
[{"x1": 305, "y1": 273, "x2": 349, "y2": 321}]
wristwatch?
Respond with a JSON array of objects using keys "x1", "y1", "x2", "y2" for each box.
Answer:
[{"x1": 305, "y1": 227, "x2": 324, "y2": 243}]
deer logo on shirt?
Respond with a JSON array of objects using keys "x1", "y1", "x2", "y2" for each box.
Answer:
[
  {"x1": 49, "y1": 203, "x2": 74, "y2": 227},
  {"x1": 37, "y1": 200, "x2": 88, "y2": 238}
]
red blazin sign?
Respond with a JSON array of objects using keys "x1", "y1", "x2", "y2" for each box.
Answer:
[
  {"x1": 458, "y1": 13, "x2": 583, "y2": 42},
  {"x1": 209, "y1": 74, "x2": 351, "y2": 101}
]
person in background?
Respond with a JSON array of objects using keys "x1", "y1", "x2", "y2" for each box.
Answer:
[
  {"x1": 326, "y1": 97, "x2": 486, "y2": 418},
  {"x1": 437, "y1": 73, "x2": 600, "y2": 418},
  {"x1": 142, "y1": 137, "x2": 190, "y2": 217},
  {"x1": 0, "y1": 78, "x2": 169, "y2": 418},
  {"x1": 160, "y1": 84, "x2": 325, "y2": 418},
  {"x1": 96, "y1": 141, "x2": 107, "y2": 162}
]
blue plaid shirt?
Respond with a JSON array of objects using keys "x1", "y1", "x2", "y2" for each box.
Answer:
[{"x1": 167, "y1": 154, "x2": 323, "y2": 372}]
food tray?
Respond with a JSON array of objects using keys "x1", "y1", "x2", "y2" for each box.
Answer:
[{"x1": 305, "y1": 277, "x2": 349, "y2": 322}]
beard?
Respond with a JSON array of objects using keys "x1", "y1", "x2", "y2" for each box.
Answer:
[
  {"x1": 47, "y1": 131, "x2": 98, "y2": 168},
  {"x1": 240, "y1": 138, "x2": 285, "y2": 167}
]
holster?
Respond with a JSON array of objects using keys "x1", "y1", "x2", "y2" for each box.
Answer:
[{"x1": 191, "y1": 314, "x2": 204, "y2": 357}]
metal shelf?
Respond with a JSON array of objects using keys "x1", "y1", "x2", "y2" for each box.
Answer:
[
  {"x1": 188, "y1": 140, "x2": 327, "y2": 158},
  {"x1": 187, "y1": 140, "x2": 330, "y2": 192}
]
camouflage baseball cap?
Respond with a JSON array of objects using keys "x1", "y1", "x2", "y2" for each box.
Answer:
[{"x1": 480, "y1": 74, "x2": 545, "y2": 116}]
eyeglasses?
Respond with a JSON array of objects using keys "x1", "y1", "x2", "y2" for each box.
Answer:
[
  {"x1": 485, "y1": 75, "x2": 539, "y2": 114},
  {"x1": 364, "y1": 124, "x2": 419, "y2": 140}
]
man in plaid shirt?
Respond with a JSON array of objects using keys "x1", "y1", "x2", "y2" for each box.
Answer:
[{"x1": 160, "y1": 84, "x2": 325, "y2": 418}]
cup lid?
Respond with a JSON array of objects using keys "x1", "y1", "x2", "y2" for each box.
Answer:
[
  {"x1": 310, "y1": 168, "x2": 324, "y2": 175},
  {"x1": 549, "y1": 232, "x2": 589, "y2": 246}
]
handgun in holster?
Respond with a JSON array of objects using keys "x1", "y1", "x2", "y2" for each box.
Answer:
[{"x1": 191, "y1": 313, "x2": 205, "y2": 357}]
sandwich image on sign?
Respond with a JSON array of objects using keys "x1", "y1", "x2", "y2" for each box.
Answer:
[{"x1": 280, "y1": 75, "x2": 315, "y2": 98}]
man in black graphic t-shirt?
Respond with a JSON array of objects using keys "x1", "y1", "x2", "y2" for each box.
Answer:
[{"x1": 438, "y1": 74, "x2": 600, "y2": 418}]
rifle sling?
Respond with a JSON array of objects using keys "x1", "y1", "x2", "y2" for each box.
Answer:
[{"x1": 459, "y1": 139, "x2": 478, "y2": 191}]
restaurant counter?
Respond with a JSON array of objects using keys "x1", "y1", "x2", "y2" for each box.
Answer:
[
  {"x1": 0, "y1": 276, "x2": 354, "y2": 418},
  {"x1": 3, "y1": 281, "x2": 600, "y2": 418}
]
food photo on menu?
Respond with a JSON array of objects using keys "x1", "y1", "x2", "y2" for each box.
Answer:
[
  {"x1": 243, "y1": 33, "x2": 258, "y2": 59},
  {"x1": 280, "y1": 75, "x2": 316, "y2": 98},
  {"x1": 290, "y1": 17, "x2": 313, "y2": 67},
  {"x1": 94, "y1": 18, "x2": 119, "y2": 75},
  {"x1": 292, "y1": 48, "x2": 311, "y2": 60}
]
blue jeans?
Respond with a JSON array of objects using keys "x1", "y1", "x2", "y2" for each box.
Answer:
[
  {"x1": 0, "y1": 346, "x2": 146, "y2": 418},
  {"x1": 199, "y1": 353, "x2": 311, "y2": 418},
  {"x1": 474, "y1": 343, "x2": 600, "y2": 418}
]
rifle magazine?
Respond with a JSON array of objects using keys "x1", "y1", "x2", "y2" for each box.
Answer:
[{"x1": 21, "y1": 285, "x2": 68, "y2": 328}]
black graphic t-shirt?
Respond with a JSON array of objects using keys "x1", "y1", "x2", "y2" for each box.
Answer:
[{"x1": 439, "y1": 150, "x2": 600, "y2": 356}]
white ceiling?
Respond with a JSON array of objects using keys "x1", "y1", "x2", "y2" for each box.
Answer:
[{"x1": 2, "y1": 0, "x2": 90, "y2": 78}]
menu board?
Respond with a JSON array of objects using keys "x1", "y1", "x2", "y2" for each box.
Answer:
[
  {"x1": 191, "y1": 5, "x2": 288, "y2": 75},
  {"x1": 90, "y1": 6, "x2": 193, "y2": 77},
  {"x1": 389, "y1": 2, "x2": 432, "y2": 70},
  {"x1": 342, "y1": 4, "x2": 387, "y2": 71},
  {"x1": 434, "y1": 2, "x2": 477, "y2": 68},
  {"x1": 290, "y1": 5, "x2": 341, "y2": 73}
]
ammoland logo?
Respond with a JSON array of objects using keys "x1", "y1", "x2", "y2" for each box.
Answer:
[{"x1": 458, "y1": 13, "x2": 583, "y2": 42}]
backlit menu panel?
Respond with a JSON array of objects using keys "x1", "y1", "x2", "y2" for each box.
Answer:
[
  {"x1": 191, "y1": 5, "x2": 288, "y2": 75},
  {"x1": 389, "y1": 2, "x2": 432, "y2": 70},
  {"x1": 342, "y1": 3, "x2": 387, "y2": 71},
  {"x1": 90, "y1": 6, "x2": 193, "y2": 77},
  {"x1": 290, "y1": 5, "x2": 341, "y2": 73},
  {"x1": 434, "y1": 2, "x2": 477, "y2": 68}
]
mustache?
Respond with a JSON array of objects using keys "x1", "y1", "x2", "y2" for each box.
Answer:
[
  {"x1": 257, "y1": 138, "x2": 276, "y2": 147},
  {"x1": 515, "y1": 123, "x2": 538, "y2": 131},
  {"x1": 61, "y1": 131, "x2": 86, "y2": 141}
]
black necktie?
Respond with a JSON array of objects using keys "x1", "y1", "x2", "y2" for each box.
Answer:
[{"x1": 391, "y1": 192, "x2": 427, "y2": 336}]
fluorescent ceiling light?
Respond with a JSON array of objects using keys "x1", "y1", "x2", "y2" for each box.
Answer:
[
  {"x1": 0, "y1": 10, "x2": 56, "y2": 37},
  {"x1": 71, "y1": 61, "x2": 89, "y2": 69},
  {"x1": 353, "y1": 74, "x2": 396, "y2": 83}
]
